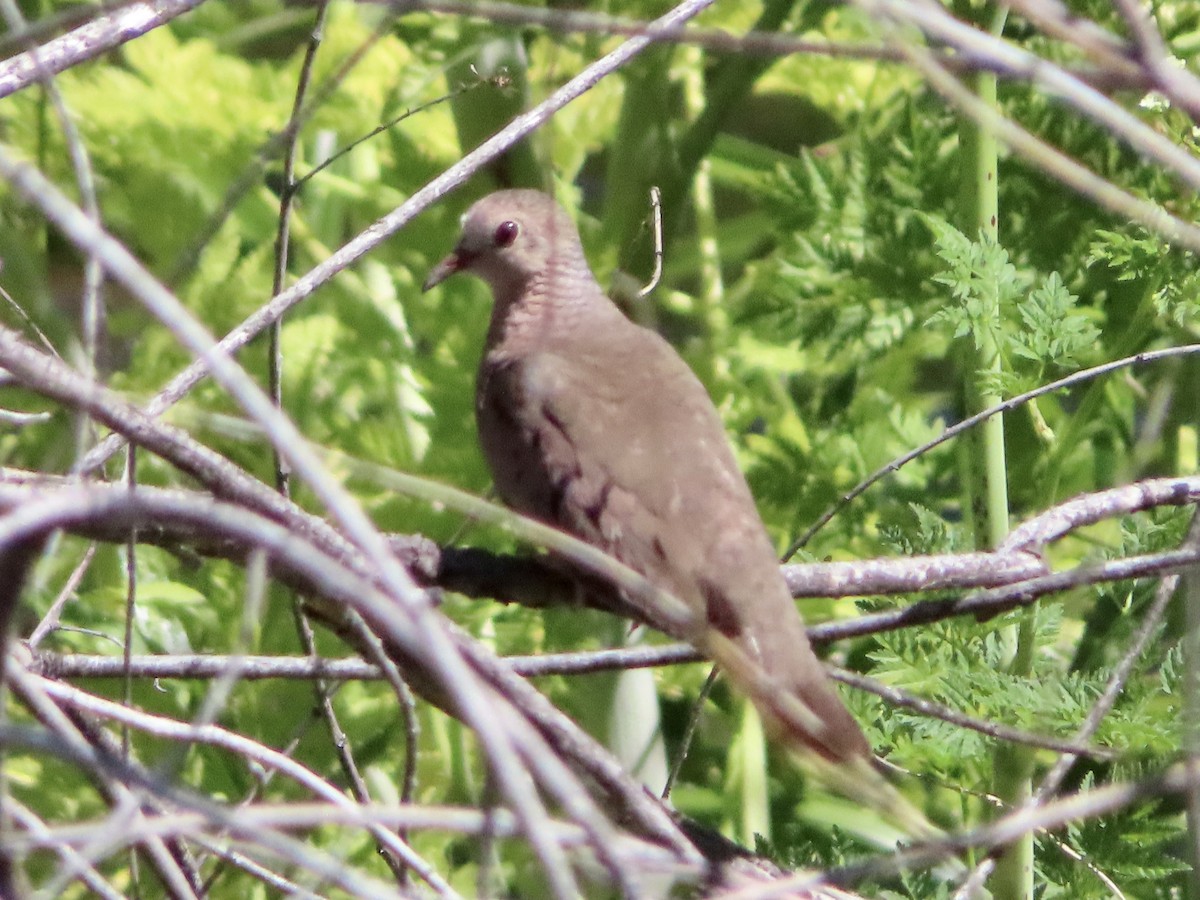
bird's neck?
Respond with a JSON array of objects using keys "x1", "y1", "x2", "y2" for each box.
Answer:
[{"x1": 484, "y1": 270, "x2": 609, "y2": 358}]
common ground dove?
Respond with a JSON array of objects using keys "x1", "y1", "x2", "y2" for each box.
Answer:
[{"x1": 424, "y1": 189, "x2": 869, "y2": 762}]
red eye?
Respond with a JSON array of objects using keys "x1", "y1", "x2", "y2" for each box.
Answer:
[{"x1": 494, "y1": 220, "x2": 519, "y2": 247}]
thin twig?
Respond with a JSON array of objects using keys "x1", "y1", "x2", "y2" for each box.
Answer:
[
  {"x1": 30, "y1": 667, "x2": 462, "y2": 897},
  {"x1": 165, "y1": 13, "x2": 400, "y2": 284},
  {"x1": 789, "y1": 345, "x2": 1200, "y2": 555},
  {"x1": 830, "y1": 667, "x2": 1112, "y2": 759},
  {"x1": 27, "y1": 543, "x2": 97, "y2": 649},
  {"x1": 0, "y1": 0, "x2": 106, "y2": 466},
  {"x1": 662, "y1": 665, "x2": 718, "y2": 801},
  {"x1": 636, "y1": 186, "x2": 663, "y2": 299}
]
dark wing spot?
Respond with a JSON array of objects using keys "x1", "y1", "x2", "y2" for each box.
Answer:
[
  {"x1": 547, "y1": 479, "x2": 568, "y2": 523},
  {"x1": 541, "y1": 403, "x2": 568, "y2": 436},
  {"x1": 540, "y1": 403, "x2": 583, "y2": 523},
  {"x1": 583, "y1": 479, "x2": 613, "y2": 528},
  {"x1": 699, "y1": 578, "x2": 742, "y2": 639}
]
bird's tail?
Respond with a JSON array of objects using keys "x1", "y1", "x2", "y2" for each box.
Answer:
[
  {"x1": 706, "y1": 624, "x2": 953, "y2": 849},
  {"x1": 736, "y1": 602, "x2": 870, "y2": 763}
]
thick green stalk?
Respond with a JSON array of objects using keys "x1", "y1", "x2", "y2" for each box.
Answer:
[
  {"x1": 960, "y1": 10, "x2": 1010, "y2": 544},
  {"x1": 1184, "y1": 514, "x2": 1200, "y2": 900},
  {"x1": 954, "y1": 5, "x2": 1029, "y2": 899}
]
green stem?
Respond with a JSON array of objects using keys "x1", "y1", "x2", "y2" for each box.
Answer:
[{"x1": 954, "y1": 4, "x2": 1030, "y2": 898}]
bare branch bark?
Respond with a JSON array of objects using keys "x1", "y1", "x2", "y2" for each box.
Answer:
[{"x1": 0, "y1": 0, "x2": 206, "y2": 100}]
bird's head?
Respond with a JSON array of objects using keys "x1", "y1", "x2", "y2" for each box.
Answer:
[{"x1": 423, "y1": 190, "x2": 586, "y2": 298}]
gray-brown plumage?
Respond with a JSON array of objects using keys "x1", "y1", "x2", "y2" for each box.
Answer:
[{"x1": 424, "y1": 189, "x2": 869, "y2": 762}]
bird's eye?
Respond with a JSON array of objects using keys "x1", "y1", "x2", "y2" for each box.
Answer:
[{"x1": 494, "y1": 220, "x2": 519, "y2": 247}]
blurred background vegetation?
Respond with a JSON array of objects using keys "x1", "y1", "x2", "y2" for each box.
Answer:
[{"x1": 2, "y1": 0, "x2": 1199, "y2": 896}]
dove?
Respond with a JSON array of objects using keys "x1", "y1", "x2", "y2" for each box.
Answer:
[{"x1": 424, "y1": 189, "x2": 869, "y2": 762}]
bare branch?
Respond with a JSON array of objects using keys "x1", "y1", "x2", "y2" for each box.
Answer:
[
  {"x1": 0, "y1": 0, "x2": 206, "y2": 101},
  {"x1": 27, "y1": 666, "x2": 460, "y2": 897},
  {"x1": 0, "y1": 479, "x2": 701, "y2": 870},
  {"x1": 75, "y1": 0, "x2": 722, "y2": 477},
  {"x1": 786, "y1": 763, "x2": 1200, "y2": 894}
]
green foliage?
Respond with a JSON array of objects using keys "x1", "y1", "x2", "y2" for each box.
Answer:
[
  {"x1": 1039, "y1": 775, "x2": 1189, "y2": 897},
  {"x1": 925, "y1": 216, "x2": 1102, "y2": 394},
  {"x1": 1, "y1": 0, "x2": 1196, "y2": 895},
  {"x1": 1090, "y1": 227, "x2": 1200, "y2": 332}
]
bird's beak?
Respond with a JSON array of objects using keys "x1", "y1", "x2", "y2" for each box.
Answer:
[{"x1": 422, "y1": 252, "x2": 462, "y2": 293}]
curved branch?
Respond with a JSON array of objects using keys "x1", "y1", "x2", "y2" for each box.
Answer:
[{"x1": 0, "y1": 482, "x2": 701, "y2": 870}]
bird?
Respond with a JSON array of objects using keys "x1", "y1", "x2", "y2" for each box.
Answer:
[{"x1": 423, "y1": 189, "x2": 870, "y2": 763}]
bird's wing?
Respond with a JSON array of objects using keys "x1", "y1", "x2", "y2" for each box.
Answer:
[{"x1": 480, "y1": 322, "x2": 774, "y2": 619}]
